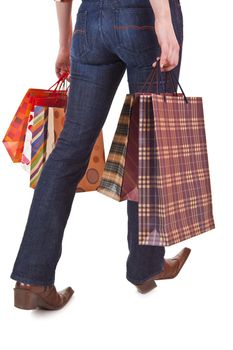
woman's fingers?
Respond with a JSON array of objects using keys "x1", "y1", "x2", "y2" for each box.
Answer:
[
  {"x1": 158, "y1": 41, "x2": 180, "y2": 71},
  {"x1": 152, "y1": 19, "x2": 180, "y2": 71},
  {"x1": 161, "y1": 43, "x2": 180, "y2": 71},
  {"x1": 152, "y1": 56, "x2": 160, "y2": 68}
]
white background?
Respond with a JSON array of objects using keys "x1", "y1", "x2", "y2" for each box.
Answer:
[{"x1": 0, "y1": 0, "x2": 232, "y2": 349}]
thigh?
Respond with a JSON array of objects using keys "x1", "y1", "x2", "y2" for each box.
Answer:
[
  {"x1": 51, "y1": 57, "x2": 126, "y2": 162},
  {"x1": 50, "y1": 0, "x2": 127, "y2": 162}
]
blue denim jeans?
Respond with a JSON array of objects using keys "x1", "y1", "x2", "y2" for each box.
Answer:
[{"x1": 10, "y1": 0, "x2": 183, "y2": 285}]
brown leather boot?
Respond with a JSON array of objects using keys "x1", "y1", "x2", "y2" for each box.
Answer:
[
  {"x1": 14, "y1": 282, "x2": 74, "y2": 310},
  {"x1": 134, "y1": 247, "x2": 191, "y2": 294}
]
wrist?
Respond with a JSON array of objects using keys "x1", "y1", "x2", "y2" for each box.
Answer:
[
  {"x1": 59, "y1": 44, "x2": 71, "y2": 52},
  {"x1": 59, "y1": 31, "x2": 72, "y2": 50},
  {"x1": 155, "y1": 15, "x2": 173, "y2": 28}
]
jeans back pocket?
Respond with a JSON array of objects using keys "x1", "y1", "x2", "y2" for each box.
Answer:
[{"x1": 114, "y1": 7, "x2": 158, "y2": 54}]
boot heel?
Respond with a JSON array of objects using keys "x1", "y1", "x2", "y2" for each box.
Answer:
[
  {"x1": 14, "y1": 288, "x2": 38, "y2": 310},
  {"x1": 136, "y1": 279, "x2": 157, "y2": 294}
]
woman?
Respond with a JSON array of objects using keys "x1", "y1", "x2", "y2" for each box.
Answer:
[{"x1": 11, "y1": 0, "x2": 191, "y2": 310}]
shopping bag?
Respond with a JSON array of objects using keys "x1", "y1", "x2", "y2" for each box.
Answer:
[
  {"x1": 21, "y1": 113, "x2": 34, "y2": 172},
  {"x1": 94, "y1": 95, "x2": 130, "y2": 200},
  {"x1": 30, "y1": 104, "x2": 105, "y2": 192},
  {"x1": 2, "y1": 75, "x2": 68, "y2": 163},
  {"x1": 2, "y1": 72, "x2": 105, "y2": 192},
  {"x1": 97, "y1": 65, "x2": 215, "y2": 246},
  {"x1": 2, "y1": 72, "x2": 68, "y2": 163}
]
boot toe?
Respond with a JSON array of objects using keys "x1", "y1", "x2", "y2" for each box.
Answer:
[{"x1": 59, "y1": 287, "x2": 75, "y2": 305}]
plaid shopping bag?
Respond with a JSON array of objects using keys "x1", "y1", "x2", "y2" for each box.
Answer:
[
  {"x1": 96, "y1": 94, "x2": 135, "y2": 201},
  {"x1": 97, "y1": 69, "x2": 215, "y2": 246}
]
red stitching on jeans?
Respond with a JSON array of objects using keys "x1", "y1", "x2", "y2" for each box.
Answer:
[
  {"x1": 113, "y1": 25, "x2": 155, "y2": 30},
  {"x1": 73, "y1": 29, "x2": 85, "y2": 33}
]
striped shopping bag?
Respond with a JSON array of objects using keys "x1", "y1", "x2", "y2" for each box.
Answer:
[
  {"x1": 29, "y1": 105, "x2": 50, "y2": 188},
  {"x1": 2, "y1": 72, "x2": 68, "y2": 163},
  {"x1": 30, "y1": 104, "x2": 105, "y2": 192},
  {"x1": 97, "y1": 66, "x2": 215, "y2": 246}
]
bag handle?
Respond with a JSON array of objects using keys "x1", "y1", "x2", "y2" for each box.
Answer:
[
  {"x1": 48, "y1": 71, "x2": 70, "y2": 92},
  {"x1": 140, "y1": 58, "x2": 188, "y2": 104}
]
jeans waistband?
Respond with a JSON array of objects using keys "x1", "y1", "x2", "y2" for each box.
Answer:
[
  {"x1": 81, "y1": 0, "x2": 180, "y2": 9},
  {"x1": 81, "y1": 0, "x2": 152, "y2": 6}
]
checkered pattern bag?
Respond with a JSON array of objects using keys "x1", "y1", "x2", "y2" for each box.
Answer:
[
  {"x1": 97, "y1": 68, "x2": 215, "y2": 246},
  {"x1": 96, "y1": 94, "x2": 136, "y2": 201}
]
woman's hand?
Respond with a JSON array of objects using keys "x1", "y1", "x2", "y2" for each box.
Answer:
[
  {"x1": 55, "y1": 46, "x2": 71, "y2": 80},
  {"x1": 153, "y1": 18, "x2": 180, "y2": 72},
  {"x1": 149, "y1": 0, "x2": 180, "y2": 71}
]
